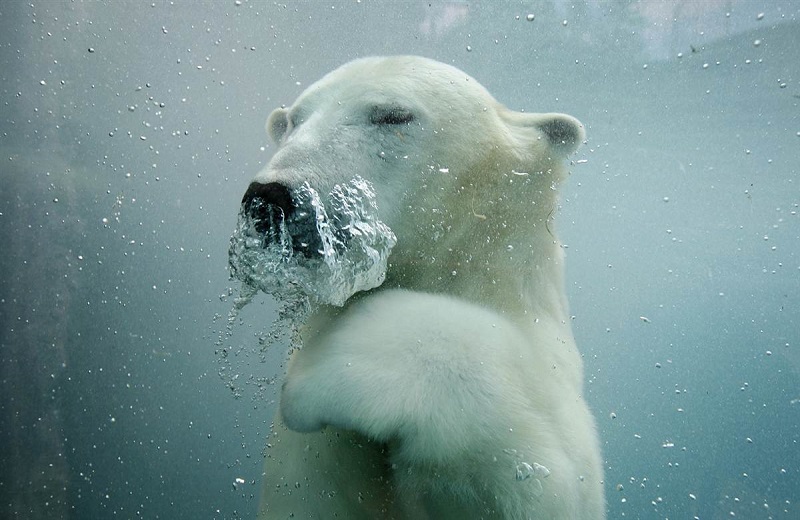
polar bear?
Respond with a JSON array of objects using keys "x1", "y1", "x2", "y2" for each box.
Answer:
[{"x1": 233, "y1": 56, "x2": 605, "y2": 519}]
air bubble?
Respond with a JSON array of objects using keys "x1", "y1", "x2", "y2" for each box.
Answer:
[{"x1": 515, "y1": 461, "x2": 550, "y2": 481}]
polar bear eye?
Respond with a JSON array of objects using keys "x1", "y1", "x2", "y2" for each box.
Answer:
[
  {"x1": 289, "y1": 112, "x2": 304, "y2": 129},
  {"x1": 369, "y1": 105, "x2": 415, "y2": 126}
]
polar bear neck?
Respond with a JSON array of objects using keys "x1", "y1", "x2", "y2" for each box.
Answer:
[{"x1": 383, "y1": 219, "x2": 570, "y2": 326}]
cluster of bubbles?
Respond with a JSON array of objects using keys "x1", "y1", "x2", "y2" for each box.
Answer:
[
  {"x1": 228, "y1": 175, "x2": 396, "y2": 309},
  {"x1": 505, "y1": 448, "x2": 551, "y2": 497},
  {"x1": 218, "y1": 176, "x2": 395, "y2": 399}
]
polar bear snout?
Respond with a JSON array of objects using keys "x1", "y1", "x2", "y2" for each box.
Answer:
[
  {"x1": 241, "y1": 181, "x2": 295, "y2": 237},
  {"x1": 242, "y1": 182, "x2": 294, "y2": 223},
  {"x1": 241, "y1": 181, "x2": 323, "y2": 258}
]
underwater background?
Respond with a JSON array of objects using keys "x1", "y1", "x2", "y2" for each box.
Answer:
[{"x1": 1, "y1": 1, "x2": 798, "y2": 518}]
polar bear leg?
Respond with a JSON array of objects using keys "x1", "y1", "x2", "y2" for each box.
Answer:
[
  {"x1": 280, "y1": 289, "x2": 528, "y2": 451},
  {"x1": 278, "y1": 289, "x2": 559, "y2": 516}
]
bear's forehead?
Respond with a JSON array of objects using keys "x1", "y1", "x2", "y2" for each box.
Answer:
[
  {"x1": 294, "y1": 56, "x2": 496, "y2": 111},
  {"x1": 331, "y1": 55, "x2": 465, "y2": 83}
]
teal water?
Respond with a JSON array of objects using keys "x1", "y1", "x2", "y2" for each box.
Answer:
[{"x1": 1, "y1": 2, "x2": 797, "y2": 518}]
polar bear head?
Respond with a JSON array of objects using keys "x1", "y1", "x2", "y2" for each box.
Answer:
[{"x1": 230, "y1": 56, "x2": 584, "y2": 307}]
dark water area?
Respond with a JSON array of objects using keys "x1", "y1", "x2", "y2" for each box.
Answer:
[{"x1": 1, "y1": 2, "x2": 798, "y2": 519}]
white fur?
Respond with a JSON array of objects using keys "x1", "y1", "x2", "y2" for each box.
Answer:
[{"x1": 253, "y1": 56, "x2": 604, "y2": 519}]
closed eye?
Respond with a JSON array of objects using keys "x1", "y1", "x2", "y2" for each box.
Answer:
[
  {"x1": 288, "y1": 109, "x2": 306, "y2": 130},
  {"x1": 369, "y1": 105, "x2": 416, "y2": 126}
]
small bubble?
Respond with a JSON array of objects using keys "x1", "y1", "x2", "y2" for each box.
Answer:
[
  {"x1": 756, "y1": 12, "x2": 764, "y2": 20},
  {"x1": 516, "y1": 462, "x2": 534, "y2": 481},
  {"x1": 533, "y1": 462, "x2": 550, "y2": 478},
  {"x1": 526, "y1": 13, "x2": 535, "y2": 21},
  {"x1": 466, "y1": 45, "x2": 472, "y2": 52},
  {"x1": 88, "y1": 47, "x2": 95, "y2": 53},
  {"x1": 753, "y1": 39, "x2": 762, "y2": 47}
]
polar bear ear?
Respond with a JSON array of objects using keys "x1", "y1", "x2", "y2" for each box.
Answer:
[
  {"x1": 534, "y1": 113, "x2": 585, "y2": 155},
  {"x1": 504, "y1": 111, "x2": 585, "y2": 156},
  {"x1": 267, "y1": 107, "x2": 289, "y2": 143}
]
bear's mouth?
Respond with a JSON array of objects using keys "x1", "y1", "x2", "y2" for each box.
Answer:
[{"x1": 228, "y1": 177, "x2": 397, "y2": 307}]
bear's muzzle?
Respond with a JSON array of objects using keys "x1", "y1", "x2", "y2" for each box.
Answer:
[{"x1": 241, "y1": 181, "x2": 323, "y2": 258}]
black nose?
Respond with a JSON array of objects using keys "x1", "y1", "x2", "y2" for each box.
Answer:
[
  {"x1": 239, "y1": 181, "x2": 324, "y2": 258},
  {"x1": 241, "y1": 182, "x2": 295, "y2": 222}
]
